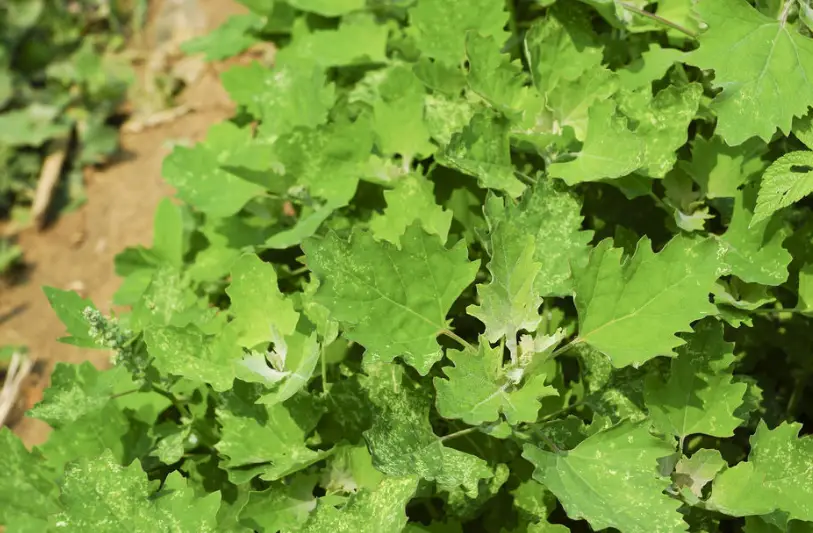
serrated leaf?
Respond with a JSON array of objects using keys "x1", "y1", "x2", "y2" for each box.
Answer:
[
  {"x1": 0, "y1": 428, "x2": 59, "y2": 525},
  {"x1": 465, "y1": 32, "x2": 530, "y2": 116},
  {"x1": 144, "y1": 324, "x2": 240, "y2": 392},
  {"x1": 544, "y1": 66, "x2": 619, "y2": 142},
  {"x1": 363, "y1": 363, "x2": 493, "y2": 496},
  {"x1": 753, "y1": 151, "x2": 813, "y2": 225},
  {"x1": 522, "y1": 421, "x2": 686, "y2": 533},
  {"x1": 238, "y1": 475, "x2": 317, "y2": 533},
  {"x1": 301, "y1": 477, "x2": 418, "y2": 533},
  {"x1": 674, "y1": 449, "x2": 726, "y2": 499},
  {"x1": 370, "y1": 174, "x2": 452, "y2": 246},
  {"x1": 708, "y1": 421, "x2": 813, "y2": 521},
  {"x1": 409, "y1": 0, "x2": 510, "y2": 65},
  {"x1": 681, "y1": 135, "x2": 767, "y2": 199},
  {"x1": 437, "y1": 109, "x2": 526, "y2": 197},
  {"x1": 53, "y1": 453, "x2": 220, "y2": 532},
  {"x1": 719, "y1": 182, "x2": 791, "y2": 286},
  {"x1": 372, "y1": 66, "x2": 434, "y2": 161},
  {"x1": 573, "y1": 235, "x2": 722, "y2": 367},
  {"x1": 44, "y1": 287, "x2": 100, "y2": 348},
  {"x1": 226, "y1": 253, "x2": 300, "y2": 348},
  {"x1": 303, "y1": 224, "x2": 479, "y2": 375},
  {"x1": 687, "y1": 0, "x2": 813, "y2": 145},
  {"x1": 434, "y1": 340, "x2": 557, "y2": 425},
  {"x1": 549, "y1": 99, "x2": 645, "y2": 184},
  {"x1": 618, "y1": 45, "x2": 686, "y2": 91},
  {"x1": 280, "y1": 16, "x2": 388, "y2": 67},
  {"x1": 644, "y1": 319, "x2": 747, "y2": 441}
]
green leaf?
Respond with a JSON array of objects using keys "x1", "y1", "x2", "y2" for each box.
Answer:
[
  {"x1": 708, "y1": 421, "x2": 813, "y2": 521},
  {"x1": 369, "y1": 174, "x2": 452, "y2": 246},
  {"x1": 437, "y1": 109, "x2": 526, "y2": 197},
  {"x1": 548, "y1": 100, "x2": 645, "y2": 184},
  {"x1": 0, "y1": 428, "x2": 59, "y2": 526},
  {"x1": 434, "y1": 340, "x2": 557, "y2": 425},
  {"x1": 363, "y1": 363, "x2": 493, "y2": 496},
  {"x1": 280, "y1": 16, "x2": 388, "y2": 67},
  {"x1": 465, "y1": 32, "x2": 531, "y2": 116},
  {"x1": 372, "y1": 66, "x2": 434, "y2": 161},
  {"x1": 43, "y1": 287, "x2": 99, "y2": 348},
  {"x1": 180, "y1": 14, "x2": 262, "y2": 60},
  {"x1": 573, "y1": 235, "x2": 722, "y2": 367},
  {"x1": 522, "y1": 421, "x2": 686, "y2": 533},
  {"x1": 617, "y1": 45, "x2": 686, "y2": 91},
  {"x1": 673, "y1": 449, "x2": 726, "y2": 500},
  {"x1": 221, "y1": 60, "x2": 334, "y2": 134},
  {"x1": 53, "y1": 453, "x2": 221, "y2": 532},
  {"x1": 483, "y1": 180, "x2": 593, "y2": 297},
  {"x1": 226, "y1": 253, "x2": 300, "y2": 348},
  {"x1": 753, "y1": 151, "x2": 813, "y2": 225},
  {"x1": 719, "y1": 183, "x2": 791, "y2": 286},
  {"x1": 644, "y1": 319, "x2": 747, "y2": 441},
  {"x1": 238, "y1": 475, "x2": 317, "y2": 532},
  {"x1": 303, "y1": 224, "x2": 479, "y2": 375},
  {"x1": 409, "y1": 0, "x2": 510, "y2": 65},
  {"x1": 681, "y1": 135, "x2": 766, "y2": 199},
  {"x1": 542, "y1": 66, "x2": 618, "y2": 142},
  {"x1": 144, "y1": 324, "x2": 240, "y2": 391},
  {"x1": 28, "y1": 362, "x2": 131, "y2": 428},
  {"x1": 686, "y1": 0, "x2": 813, "y2": 144},
  {"x1": 301, "y1": 477, "x2": 418, "y2": 533},
  {"x1": 152, "y1": 198, "x2": 185, "y2": 268}
]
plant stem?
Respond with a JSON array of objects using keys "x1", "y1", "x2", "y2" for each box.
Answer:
[
  {"x1": 539, "y1": 400, "x2": 586, "y2": 422},
  {"x1": 439, "y1": 425, "x2": 482, "y2": 443},
  {"x1": 551, "y1": 338, "x2": 581, "y2": 358},
  {"x1": 441, "y1": 329, "x2": 476, "y2": 352},
  {"x1": 538, "y1": 432, "x2": 562, "y2": 454},
  {"x1": 618, "y1": 2, "x2": 698, "y2": 39},
  {"x1": 780, "y1": 0, "x2": 796, "y2": 24}
]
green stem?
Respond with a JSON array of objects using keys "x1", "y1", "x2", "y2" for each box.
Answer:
[
  {"x1": 551, "y1": 338, "x2": 581, "y2": 359},
  {"x1": 618, "y1": 2, "x2": 698, "y2": 39},
  {"x1": 439, "y1": 425, "x2": 483, "y2": 443},
  {"x1": 441, "y1": 329, "x2": 476, "y2": 353}
]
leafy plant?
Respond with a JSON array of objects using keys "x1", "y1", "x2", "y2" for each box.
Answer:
[{"x1": 4, "y1": 0, "x2": 813, "y2": 532}]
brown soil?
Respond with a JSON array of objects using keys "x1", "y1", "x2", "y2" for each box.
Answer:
[{"x1": 0, "y1": 0, "x2": 246, "y2": 447}]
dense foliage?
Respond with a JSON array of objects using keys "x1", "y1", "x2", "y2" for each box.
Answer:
[
  {"x1": 4, "y1": 0, "x2": 813, "y2": 531},
  {"x1": 0, "y1": 0, "x2": 134, "y2": 260}
]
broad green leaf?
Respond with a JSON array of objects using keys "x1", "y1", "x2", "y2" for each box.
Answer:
[
  {"x1": 28, "y1": 362, "x2": 132, "y2": 428},
  {"x1": 238, "y1": 475, "x2": 317, "y2": 533},
  {"x1": 578, "y1": 0, "x2": 651, "y2": 28},
  {"x1": 655, "y1": 0, "x2": 702, "y2": 38},
  {"x1": 53, "y1": 453, "x2": 220, "y2": 532},
  {"x1": 644, "y1": 319, "x2": 747, "y2": 441},
  {"x1": 465, "y1": 32, "x2": 530, "y2": 116},
  {"x1": 286, "y1": 0, "x2": 364, "y2": 17},
  {"x1": 145, "y1": 324, "x2": 240, "y2": 391},
  {"x1": 524, "y1": 3, "x2": 603, "y2": 93},
  {"x1": 544, "y1": 66, "x2": 618, "y2": 141},
  {"x1": 152, "y1": 198, "x2": 184, "y2": 268},
  {"x1": 753, "y1": 151, "x2": 813, "y2": 225},
  {"x1": 408, "y1": 0, "x2": 510, "y2": 65},
  {"x1": 264, "y1": 201, "x2": 338, "y2": 250},
  {"x1": 303, "y1": 224, "x2": 479, "y2": 375},
  {"x1": 44, "y1": 287, "x2": 100, "y2": 348},
  {"x1": 708, "y1": 421, "x2": 813, "y2": 521},
  {"x1": 221, "y1": 60, "x2": 334, "y2": 134},
  {"x1": 468, "y1": 232, "x2": 542, "y2": 357},
  {"x1": 372, "y1": 66, "x2": 434, "y2": 161},
  {"x1": 573, "y1": 235, "x2": 723, "y2": 367},
  {"x1": 369, "y1": 174, "x2": 452, "y2": 246},
  {"x1": 301, "y1": 477, "x2": 418, "y2": 533},
  {"x1": 686, "y1": 0, "x2": 813, "y2": 145},
  {"x1": 226, "y1": 253, "x2": 300, "y2": 348},
  {"x1": 681, "y1": 135, "x2": 767, "y2": 199},
  {"x1": 434, "y1": 341, "x2": 557, "y2": 425},
  {"x1": 617, "y1": 45, "x2": 686, "y2": 90},
  {"x1": 522, "y1": 421, "x2": 685, "y2": 533},
  {"x1": 549, "y1": 100, "x2": 645, "y2": 184},
  {"x1": 484, "y1": 180, "x2": 593, "y2": 297},
  {"x1": 719, "y1": 183, "x2": 791, "y2": 286},
  {"x1": 363, "y1": 363, "x2": 493, "y2": 496},
  {"x1": 437, "y1": 109, "x2": 526, "y2": 197},
  {"x1": 0, "y1": 428, "x2": 59, "y2": 526},
  {"x1": 280, "y1": 16, "x2": 388, "y2": 67}
]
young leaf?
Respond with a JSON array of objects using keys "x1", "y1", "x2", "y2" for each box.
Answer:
[
  {"x1": 434, "y1": 341, "x2": 557, "y2": 425},
  {"x1": 372, "y1": 66, "x2": 434, "y2": 162},
  {"x1": 44, "y1": 287, "x2": 100, "y2": 348},
  {"x1": 522, "y1": 421, "x2": 686, "y2": 533},
  {"x1": 753, "y1": 151, "x2": 813, "y2": 225},
  {"x1": 303, "y1": 224, "x2": 479, "y2": 375},
  {"x1": 686, "y1": 0, "x2": 813, "y2": 145},
  {"x1": 226, "y1": 253, "x2": 300, "y2": 348},
  {"x1": 674, "y1": 449, "x2": 726, "y2": 500},
  {"x1": 644, "y1": 319, "x2": 747, "y2": 441},
  {"x1": 708, "y1": 421, "x2": 813, "y2": 521},
  {"x1": 573, "y1": 235, "x2": 722, "y2": 367},
  {"x1": 465, "y1": 32, "x2": 530, "y2": 116}
]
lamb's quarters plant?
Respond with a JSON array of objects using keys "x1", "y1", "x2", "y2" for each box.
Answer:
[{"x1": 6, "y1": 0, "x2": 813, "y2": 531}]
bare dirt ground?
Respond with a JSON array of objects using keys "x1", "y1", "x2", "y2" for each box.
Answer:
[{"x1": 0, "y1": 0, "x2": 246, "y2": 447}]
